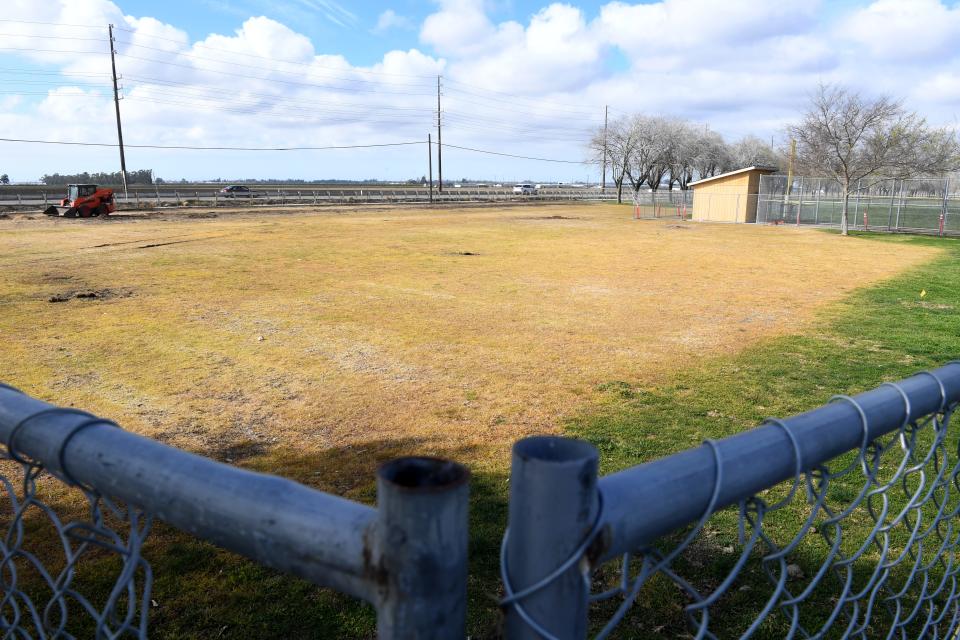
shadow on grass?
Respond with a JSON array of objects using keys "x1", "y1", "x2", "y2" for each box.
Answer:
[{"x1": 0, "y1": 437, "x2": 510, "y2": 640}]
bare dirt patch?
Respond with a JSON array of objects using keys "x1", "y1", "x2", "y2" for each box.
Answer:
[
  {"x1": 48, "y1": 288, "x2": 134, "y2": 303},
  {"x1": 516, "y1": 214, "x2": 581, "y2": 220}
]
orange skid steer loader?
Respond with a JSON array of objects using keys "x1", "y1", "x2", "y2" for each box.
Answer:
[{"x1": 44, "y1": 184, "x2": 116, "y2": 218}]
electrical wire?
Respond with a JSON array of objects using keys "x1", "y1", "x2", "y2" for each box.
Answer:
[
  {"x1": 124, "y1": 75, "x2": 434, "y2": 113},
  {"x1": 0, "y1": 18, "x2": 104, "y2": 29},
  {"x1": 112, "y1": 29, "x2": 436, "y2": 79},
  {"x1": 124, "y1": 95, "x2": 429, "y2": 125},
  {"x1": 0, "y1": 136, "x2": 587, "y2": 164},
  {"x1": 0, "y1": 47, "x2": 106, "y2": 55},
  {"x1": 437, "y1": 142, "x2": 587, "y2": 164},
  {"x1": 113, "y1": 39, "x2": 433, "y2": 89},
  {"x1": 0, "y1": 137, "x2": 424, "y2": 151},
  {"x1": 115, "y1": 52, "x2": 435, "y2": 97},
  {"x1": 0, "y1": 33, "x2": 108, "y2": 42}
]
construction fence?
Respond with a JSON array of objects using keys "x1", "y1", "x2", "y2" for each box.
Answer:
[{"x1": 2, "y1": 362, "x2": 960, "y2": 638}]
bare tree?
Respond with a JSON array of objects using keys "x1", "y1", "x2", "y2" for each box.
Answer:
[
  {"x1": 588, "y1": 116, "x2": 638, "y2": 203},
  {"x1": 625, "y1": 115, "x2": 671, "y2": 195},
  {"x1": 687, "y1": 127, "x2": 730, "y2": 187},
  {"x1": 729, "y1": 135, "x2": 781, "y2": 170},
  {"x1": 788, "y1": 84, "x2": 959, "y2": 235}
]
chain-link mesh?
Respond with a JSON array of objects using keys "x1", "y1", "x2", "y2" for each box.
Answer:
[
  {"x1": 503, "y1": 384, "x2": 960, "y2": 639},
  {"x1": 0, "y1": 386, "x2": 153, "y2": 639},
  {"x1": 756, "y1": 175, "x2": 956, "y2": 235}
]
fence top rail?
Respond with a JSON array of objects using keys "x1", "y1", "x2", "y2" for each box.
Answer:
[
  {"x1": 593, "y1": 362, "x2": 960, "y2": 562},
  {"x1": 0, "y1": 383, "x2": 379, "y2": 603}
]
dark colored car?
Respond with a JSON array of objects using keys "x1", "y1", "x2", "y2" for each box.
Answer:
[{"x1": 219, "y1": 185, "x2": 253, "y2": 198}]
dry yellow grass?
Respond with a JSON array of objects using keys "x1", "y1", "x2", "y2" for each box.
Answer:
[{"x1": 0, "y1": 204, "x2": 940, "y2": 488}]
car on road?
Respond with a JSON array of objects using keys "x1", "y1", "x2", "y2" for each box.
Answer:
[
  {"x1": 219, "y1": 185, "x2": 254, "y2": 198},
  {"x1": 513, "y1": 184, "x2": 536, "y2": 195}
]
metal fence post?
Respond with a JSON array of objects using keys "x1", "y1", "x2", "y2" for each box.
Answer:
[
  {"x1": 942, "y1": 177, "x2": 950, "y2": 236},
  {"x1": 375, "y1": 457, "x2": 470, "y2": 639},
  {"x1": 504, "y1": 436, "x2": 599, "y2": 640},
  {"x1": 847, "y1": 180, "x2": 860, "y2": 229},
  {"x1": 797, "y1": 176, "x2": 804, "y2": 226},
  {"x1": 887, "y1": 179, "x2": 896, "y2": 231},
  {"x1": 896, "y1": 181, "x2": 904, "y2": 230},
  {"x1": 814, "y1": 179, "x2": 821, "y2": 224}
]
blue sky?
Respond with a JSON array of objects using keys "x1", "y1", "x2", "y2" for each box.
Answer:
[{"x1": 1, "y1": 0, "x2": 958, "y2": 182}]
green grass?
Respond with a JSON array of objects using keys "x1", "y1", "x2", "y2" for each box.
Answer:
[
  {"x1": 566, "y1": 230, "x2": 960, "y2": 637},
  {"x1": 8, "y1": 229, "x2": 960, "y2": 639}
]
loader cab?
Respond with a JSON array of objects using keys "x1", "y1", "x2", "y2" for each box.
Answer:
[{"x1": 68, "y1": 184, "x2": 98, "y2": 202}]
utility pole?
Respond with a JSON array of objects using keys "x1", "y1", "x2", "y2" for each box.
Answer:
[
  {"x1": 436, "y1": 75, "x2": 443, "y2": 193},
  {"x1": 601, "y1": 105, "x2": 608, "y2": 193},
  {"x1": 428, "y1": 133, "x2": 433, "y2": 204},
  {"x1": 108, "y1": 24, "x2": 128, "y2": 198}
]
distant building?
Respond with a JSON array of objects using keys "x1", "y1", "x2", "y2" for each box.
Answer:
[{"x1": 689, "y1": 166, "x2": 777, "y2": 223}]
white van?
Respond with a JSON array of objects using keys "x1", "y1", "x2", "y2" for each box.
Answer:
[{"x1": 513, "y1": 184, "x2": 535, "y2": 195}]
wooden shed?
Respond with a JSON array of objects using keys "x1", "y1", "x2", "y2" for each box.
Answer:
[{"x1": 689, "y1": 166, "x2": 777, "y2": 223}]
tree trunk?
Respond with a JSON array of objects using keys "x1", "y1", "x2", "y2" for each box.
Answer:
[
  {"x1": 616, "y1": 177, "x2": 624, "y2": 204},
  {"x1": 840, "y1": 183, "x2": 850, "y2": 236}
]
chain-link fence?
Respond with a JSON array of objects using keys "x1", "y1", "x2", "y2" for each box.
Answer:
[
  {"x1": 4, "y1": 364, "x2": 960, "y2": 638},
  {"x1": 630, "y1": 189, "x2": 693, "y2": 220},
  {"x1": 757, "y1": 176, "x2": 958, "y2": 235},
  {"x1": 501, "y1": 363, "x2": 960, "y2": 639},
  {"x1": 0, "y1": 382, "x2": 469, "y2": 639}
]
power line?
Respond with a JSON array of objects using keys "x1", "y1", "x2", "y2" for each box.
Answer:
[
  {"x1": 0, "y1": 32, "x2": 107, "y2": 42},
  {"x1": 0, "y1": 137, "x2": 424, "y2": 151},
  {"x1": 0, "y1": 136, "x2": 588, "y2": 164},
  {"x1": 124, "y1": 75, "x2": 434, "y2": 113},
  {"x1": 0, "y1": 67, "x2": 111, "y2": 77},
  {"x1": 124, "y1": 95, "x2": 430, "y2": 126},
  {"x1": 437, "y1": 142, "x2": 587, "y2": 164},
  {"x1": 113, "y1": 39, "x2": 434, "y2": 88},
  {"x1": 0, "y1": 46, "x2": 107, "y2": 55},
  {"x1": 112, "y1": 27, "x2": 436, "y2": 79},
  {"x1": 0, "y1": 18, "x2": 104, "y2": 29},
  {"x1": 443, "y1": 81, "x2": 600, "y2": 115},
  {"x1": 115, "y1": 52, "x2": 435, "y2": 96}
]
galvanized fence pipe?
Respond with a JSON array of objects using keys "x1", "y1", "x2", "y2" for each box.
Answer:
[
  {"x1": 501, "y1": 362, "x2": 960, "y2": 639},
  {"x1": 0, "y1": 384, "x2": 469, "y2": 638},
  {"x1": 597, "y1": 363, "x2": 960, "y2": 559}
]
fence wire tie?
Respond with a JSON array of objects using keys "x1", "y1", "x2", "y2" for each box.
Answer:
[{"x1": 499, "y1": 492, "x2": 606, "y2": 640}]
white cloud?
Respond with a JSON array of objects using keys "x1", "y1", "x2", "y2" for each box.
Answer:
[
  {"x1": 596, "y1": 0, "x2": 819, "y2": 61},
  {"x1": 841, "y1": 0, "x2": 960, "y2": 61},
  {"x1": 374, "y1": 9, "x2": 414, "y2": 34},
  {"x1": 1, "y1": 0, "x2": 959, "y2": 183}
]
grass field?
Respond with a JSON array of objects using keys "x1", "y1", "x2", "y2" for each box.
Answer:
[{"x1": 0, "y1": 203, "x2": 956, "y2": 637}]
